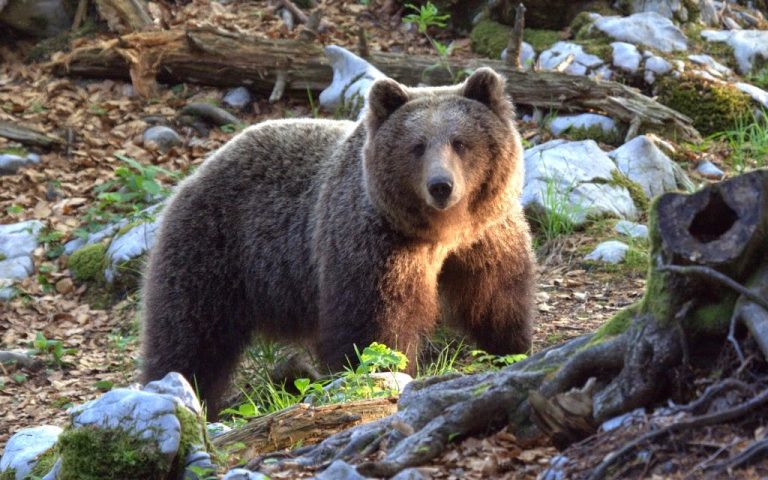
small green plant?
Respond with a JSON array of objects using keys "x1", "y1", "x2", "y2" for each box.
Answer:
[
  {"x1": 712, "y1": 109, "x2": 768, "y2": 173},
  {"x1": 38, "y1": 227, "x2": 66, "y2": 259},
  {"x1": 31, "y1": 332, "x2": 77, "y2": 367},
  {"x1": 6, "y1": 204, "x2": 23, "y2": 215},
  {"x1": 76, "y1": 155, "x2": 179, "y2": 237},
  {"x1": 533, "y1": 177, "x2": 583, "y2": 243},
  {"x1": 464, "y1": 349, "x2": 527, "y2": 374},
  {"x1": 403, "y1": 2, "x2": 457, "y2": 81}
]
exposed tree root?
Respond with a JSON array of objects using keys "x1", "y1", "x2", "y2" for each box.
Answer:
[{"x1": 587, "y1": 384, "x2": 768, "y2": 480}]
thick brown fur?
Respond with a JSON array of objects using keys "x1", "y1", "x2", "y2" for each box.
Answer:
[{"x1": 140, "y1": 68, "x2": 536, "y2": 418}]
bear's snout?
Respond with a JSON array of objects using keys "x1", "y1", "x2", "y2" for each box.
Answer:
[{"x1": 427, "y1": 176, "x2": 454, "y2": 207}]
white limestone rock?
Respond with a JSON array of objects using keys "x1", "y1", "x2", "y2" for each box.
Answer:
[
  {"x1": 696, "y1": 160, "x2": 725, "y2": 180},
  {"x1": 143, "y1": 371, "x2": 202, "y2": 416},
  {"x1": 222, "y1": 469, "x2": 270, "y2": 480},
  {"x1": 522, "y1": 140, "x2": 638, "y2": 226},
  {"x1": 548, "y1": 113, "x2": 617, "y2": 137},
  {"x1": 593, "y1": 12, "x2": 688, "y2": 52},
  {"x1": 609, "y1": 135, "x2": 691, "y2": 198},
  {"x1": 0, "y1": 256, "x2": 34, "y2": 281},
  {"x1": 611, "y1": 42, "x2": 642, "y2": 73},
  {"x1": 644, "y1": 55, "x2": 673, "y2": 83},
  {"x1": 585, "y1": 240, "x2": 629, "y2": 264},
  {"x1": 701, "y1": 30, "x2": 768, "y2": 74},
  {"x1": 688, "y1": 54, "x2": 733, "y2": 78},
  {"x1": 538, "y1": 41, "x2": 604, "y2": 76},
  {"x1": 615, "y1": 220, "x2": 649, "y2": 239},
  {"x1": 0, "y1": 220, "x2": 43, "y2": 260},
  {"x1": 104, "y1": 219, "x2": 160, "y2": 282},
  {"x1": 320, "y1": 45, "x2": 387, "y2": 117},
  {"x1": 143, "y1": 126, "x2": 182, "y2": 153},
  {"x1": 0, "y1": 425, "x2": 62, "y2": 480},
  {"x1": 0, "y1": 153, "x2": 40, "y2": 175},
  {"x1": 735, "y1": 82, "x2": 768, "y2": 109}
]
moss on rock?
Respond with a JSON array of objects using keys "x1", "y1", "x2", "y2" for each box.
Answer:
[
  {"x1": 470, "y1": 20, "x2": 512, "y2": 58},
  {"x1": 610, "y1": 170, "x2": 649, "y2": 215},
  {"x1": 68, "y1": 243, "x2": 107, "y2": 282},
  {"x1": 657, "y1": 73, "x2": 753, "y2": 136},
  {"x1": 57, "y1": 426, "x2": 170, "y2": 480}
]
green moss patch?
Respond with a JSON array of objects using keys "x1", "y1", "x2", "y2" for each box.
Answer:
[
  {"x1": 68, "y1": 243, "x2": 107, "y2": 282},
  {"x1": 591, "y1": 303, "x2": 638, "y2": 344},
  {"x1": 562, "y1": 124, "x2": 623, "y2": 145},
  {"x1": 470, "y1": 20, "x2": 512, "y2": 58},
  {"x1": 57, "y1": 427, "x2": 170, "y2": 480},
  {"x1": 610, "y1": 170, "x2": 649, "y2": 215},
  {"x1": 523, "y1": 29, "x2": 561, "y2": 52},
  {"x1": 657, "y1": 73, "x2": 753, "y2": 136}
]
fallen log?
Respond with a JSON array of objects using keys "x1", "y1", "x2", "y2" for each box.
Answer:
[
  {"x1": 216, "y1": 170, "x2": 768, "y2": 478},
  {"x1": 0, "y1": 120, "x2": 64, "y2": 148},
  {"x1": 49, "y1": 28, "x2": 700, "y2": 141},
  {"x1": 211, "y1": 397, "x2": 397, "y2": 456}
]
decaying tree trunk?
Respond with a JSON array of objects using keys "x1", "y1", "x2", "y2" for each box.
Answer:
[
  {"x1": 48, "y1": 27, "x2": 701, "y2": 142},
  {"x1": 211, "y1": 398, "x2": 397, "y2": 456},
  {"x1": 0, "y1": 120, "x2": 64, "y2": 148},
  {"x1": 220, "y1": 171, "x2": 768, "y2": 478}
]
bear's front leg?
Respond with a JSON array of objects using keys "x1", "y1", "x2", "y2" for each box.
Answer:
[
  {"x1": 439, "y1": 215, "x2": 536, "y2": 355},
  {"x1": 315, "y1": 244, "x2": 442, "y2": 375}
]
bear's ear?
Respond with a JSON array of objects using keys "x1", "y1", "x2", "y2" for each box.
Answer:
[
  {"x1": 366, "y1": 78, "x2": 410, "y2": 132},
  {"x1": 461, "y1": 68, "x2": 514, "y2": 119}
]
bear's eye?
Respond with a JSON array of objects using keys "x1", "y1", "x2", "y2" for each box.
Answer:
[
  {"x1": 412, "y1": 143, "x2": 426, "y2": 157},
  {"x1": 452, "y1": 140, "x2": 466, "y2": 154}
]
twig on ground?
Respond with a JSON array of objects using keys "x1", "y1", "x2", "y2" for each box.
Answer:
[
  {"x1": 279, "y1": 0, "x2": 309, "y2": 24},
  {"x1": 673, "y1": 378, "x2": 753, "y2": 414},
  {"x1": 708, "y1": 437, "x2": 768, "y2": 472},
  {"x1": 587, "y1": 387, "x2": 768, "y2": 480}
]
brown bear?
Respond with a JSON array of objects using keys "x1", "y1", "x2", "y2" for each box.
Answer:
[{"x1": 140, "y1": 67, "x2": 536, "y2": 418}]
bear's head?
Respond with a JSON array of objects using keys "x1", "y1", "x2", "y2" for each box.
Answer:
[{"x1": 362, "y1": 68, "x2": 523, "y2": 244}]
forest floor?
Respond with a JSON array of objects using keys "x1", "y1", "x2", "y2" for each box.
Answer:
[{"x1": 0, "y1": 1, "x2": 758, "y2": 478}]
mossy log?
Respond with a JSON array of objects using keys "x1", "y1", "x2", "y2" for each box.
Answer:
[
  {"x1": 224, "y1": 170, "x2": 768, "y2": 478},
  {"x1": 211, "y1": 397, "x2": 398, "y2": 455},
  {"x1": 48, "y1": 27, "x2": 700, "y2": 141}
]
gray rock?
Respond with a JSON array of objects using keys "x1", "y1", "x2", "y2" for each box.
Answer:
[
  {"x1": 0, "y1": 0, "x2": 74, "y2": 37},
  {"x1": 540, "y1": 455, "x2": 569, "y2": 480},
  {"x1": 40, "y1": 458, "x2": 61, "y2": 480},
  {"x1": 63, "y1": 222, "x2": 121, "y2": 255},
  {"x1": 609, "y1": 135, "x2": 689, "y2": 198},
  {"x1": 0, "y1": 220, "x2": 43, "y2": 260},
  {"x1": 735, "y1": 82, "x2": 768, "y2": 109},
  {"x1": 0, "y1": 256, "x2": 34, "y2": 280},
  {"x1": 611, "y1": 42, "x2": 641, "y2": 73},
  {"x1": 320, "y1": 45, "x2": 387, "y2": 117},
  {"x1": 625, "y1": 0, "x2": 688, "y2": 21},
  {"x1": 548, "y1": 113, "x2": 616, "y2": 137},
  {"x1": 593, "y1": 12, "x2": 688, "y2": 52},
  {"x1": 104, "y1": 219, "x2": 160, "y2": 282},
  {"x1": 314, "y1": 460, "x2": 366, "y2": 480},
  {"x1": 0, "y1": 153, "x2": 40, "y2": 175},
  {"x1": 223, "y1": 87, "x2": 252, "y2": 110},
  {"x1": 600, "y1": 408, "x2": 646, "y2": 432},
  {"x1": 222, "y1": 469, "x2": 270, "y2": 480},
  {"x1": 0, "y1": 282, "x2": 16, "y2": 301},
  {"x1": 585, "y1": 240, "x2": 629, "y2": 264},
  {"x1": 68, "y1": 387, "x2": 184, "y2": 458},
  {"x1": 522, "y1": 140, "x2": 638, "y2": 226},
  {"x1": 184, "y1": 449, "x2": 217, "y2": 480},
  {"x1": 143, "y1": 126, "x2": 182, "y2": 153},
  {"x1": 539, "y1": 41, "x2": 604, "y2": 76},
  {"x1": 500, "y1": 41, "x2": 536, "y2": 68},
  {"x1": 699, "y1": 0, "x2": 719, "y2": 26},
  {"x1": 206, "y1": 422, "x2": 232, "y2": 438},
  {"x1": 696, "y1": 160, "x2": 725, "y2": 180},
  {"x1": 0, "y1": 425, "x2": 62, "y2": 480},
  {"x1": 615, "y1": 220, "x2": 649, "y2": 239},
  {"x1": 701, "y1": 30, "x2": 768, "y2": 74},
  {"x1": 688, "y1": 54, "x2": 732, "y2": 78},
  {"x1": 143, "y1": 371, "x2": 202, "y2": 415},
  {"x1": 644, "y1": 55, "x2": 673, "y2": 83},
  {"x1": 590, "y1": 65, "x2": 614, "y2": 81},
  {"x1": 391, "y1": 468, "x2": 428, "y2": 480}
]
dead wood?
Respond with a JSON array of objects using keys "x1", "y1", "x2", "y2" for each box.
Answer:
[
  {"x1": 94, "y1": 0, "x2": 152, "y2": 33},
  {"x1": 0, "y1": 120, "x2": 64, "y2": 148},
  {"x1": 48, "y1": 28, "x2": 700, "y2": 142},
  {"x1": 0, "y1": 350, "x2": 44, "y2": 371},
  {"x1": 211, "y1": 397, "x2": 397, "y2": 455},
  {"x1": 505, "y1": 2, "x2": 526, "y2": 69}
]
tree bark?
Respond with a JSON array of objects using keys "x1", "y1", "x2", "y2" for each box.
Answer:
[
  {"x1": 48, "y1": 27, "x2": 701, "y2": 142},
  {"x1": 0, "y1": 120, "x2": 64, "y2": 148},
  {"x1": 221, "y1": 171, "x2": 768, "y2": 478}
]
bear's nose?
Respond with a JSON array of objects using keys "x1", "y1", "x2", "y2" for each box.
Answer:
[{"x1": 427, "y1": 177, "x2": 453, "y2": 204}]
